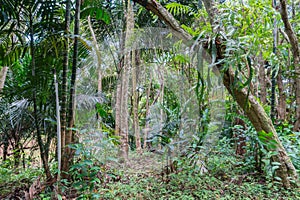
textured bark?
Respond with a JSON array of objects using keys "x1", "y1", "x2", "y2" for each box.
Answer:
[
  {"x1": 279, "y1": 0, "x2": 300, "y2": 131},
  {"x1": 223, "y1": 68, "x2": 298, "y2": 187},
  {"x1": 277, "y1": 67, "x2": 286, "y2": 120},
  {"x1": 132, "y1": 50, "x2": 142, "y2": 152},
  {"x1": 234, "y1": 109, "x2": 247, "y2": 156},
  {"x1": 258, "y1": 55, "x2": 267, "y2": 104},
  {"x1": 271, "y1": 2, "x2": 278, "y2": 120},
  {"x1": 60, "y1": 0, "x2": 71, "y2": 174},
  {"x1": 134, "y1": 0, "x2": 299, "y2": 188},
  {"x1": 119, "y1": 0, "x2": 135, "y2": 160},
  {"x1": 63, "y1": 0, "x2": 81, "y2": 175},
  {"x1": 115, "y1": 36, "x2": 124, "y2": 138},
  {"x1": 0, "y1": 66, "x2": 8, "y2": 92},
  {"x1": 115, "y1": 78, "x2": 122, "y2": 137},
  {"x1": 132, "y1": 0, "x2": 192, "y2": 42},
  {"x1": 120, "y1": 64, "x2": 129, "y2": 160}
]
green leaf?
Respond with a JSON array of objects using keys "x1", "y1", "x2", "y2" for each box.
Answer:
[
  {"x1": 57, "y1": 194, "x2": 63, "y2": 200},
  {"x1": 165, "y1": 2, "x2": 190, "y2": 16},
  {"x1": 96, "y1": 103, "x2": 108, "y2": 118},
  {"x1": 81, "y1": 7, "x2": 111, "y2": 25}
]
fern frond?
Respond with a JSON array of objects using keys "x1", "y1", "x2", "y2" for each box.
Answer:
[{"x1": 165, "y1": 2, "x2": 190, "y2": 16}]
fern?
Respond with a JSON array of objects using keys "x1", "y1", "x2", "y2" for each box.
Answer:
[{"x1": 165, "y1": 2, "x2": 190, "y2": 16}]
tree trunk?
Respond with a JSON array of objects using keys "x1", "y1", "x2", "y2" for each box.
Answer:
[
  {"x1": 144, "y1": 71, "x2": 152, "y2": 149},
  {"x1": 62, "y1": 0, "x2": 81, "y2": 175},
  {"x1": 132, "y1": 50, "x2": 142, "y2": 153},
  {"x1": 54, "y1": 70, "x2": 61, "y2": 182},
  {"x1": 115, "y1": 36, "x2": 124, "y2": 139},
  {"x1": 0, "y1": 66, "x2": 8, "y2": 92},
  {"x1": 115, "y1": 77, "x2": 122, "y2": 137},
  {"x1": 277, "y1": 67, "x2": 286, "y2": 120},
  {"x1": 119, "y1": 0, "x2": 135, "y2": 160},
  {"x1": 223, "y1": 68, "x2": 298, "y2": 188},
  {"x1": 87, "y1": 15, "x2": 102, "y2": 128},
  {"x1": 159, "y1": 63, "x2": 165, "y2": 150},
  {"x1": 279, "y1": 0, "x2": 300, "y2": 131},
  {"x1": 133, "y1": 0, "x2": 299, "y2": 188},
  {"x1": 271, "y1": 0, "x2": 278, "y2": 120},
  {"x1": 60, "y1": 0, "x2": 71, "y2": 174},
  {"x1": 120, "y1": 65, "x2": 130, "y2": 160},
  {"x1": 29, "y1": 12, "x2": 52, "y2": 181},
  {"x1": 258, "y1": 54, "x2": 267, "y2": 104}
]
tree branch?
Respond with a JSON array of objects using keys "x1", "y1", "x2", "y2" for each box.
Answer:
[{"x1": 133, "y1": 0, "x2": 192, "y2": 42}]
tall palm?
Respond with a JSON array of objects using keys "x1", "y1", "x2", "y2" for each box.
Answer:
[{"x1": 0, "y1": 0, "x2": 65, "y2": 180}]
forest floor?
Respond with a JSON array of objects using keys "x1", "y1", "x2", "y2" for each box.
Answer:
[{"x1": 1, "y1": 150, "x2": 300, "y2": 199}]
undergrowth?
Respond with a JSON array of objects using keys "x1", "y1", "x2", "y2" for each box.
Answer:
[{"x1": 1, "y1": 141, "x2": 299, "y2": 199}]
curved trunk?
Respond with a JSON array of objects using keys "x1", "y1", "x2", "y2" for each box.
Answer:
[{"x1": 133, "y1": 0, "x2": 299, "y2": 188}]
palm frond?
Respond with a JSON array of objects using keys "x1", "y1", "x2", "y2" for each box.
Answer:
[
  {"x1": 76, "y1": 94, "x2": 105, "y2": 110},
  {"x1": 165, "y1": 2, "x2": 191, "y2": 16},
  {"x1": 7, "y1": 98, "x2": 33, "y2": 128}
]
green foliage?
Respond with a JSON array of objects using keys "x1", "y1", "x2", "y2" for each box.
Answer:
[
  {"x1": 95, "y1": 151, "x2": 300, "y2": 199},
  {"x1": 257, "y1": 131, "x2": 277, "y2": 150},
  {"x1": 165, "y1": 2, "x2": 190, "y2": 16},
  {"x1": 221, "y1": 100, "x2": 294, "y2": 183},
  {"x1": 60, "y1": 143, "x2": 103, "y2": 199},
  {"x1": 0, "y1": 165, "x2": 43, "y2": 198},
  {"x1": 81, "y1": 2, "x2": 111, "y2": 25},
  {"x1": 95, "y1": 102, "x2": 115, "y2": 128},
  {"x1": 276, "y1": 123, "x2": 300, "y2": 171}
]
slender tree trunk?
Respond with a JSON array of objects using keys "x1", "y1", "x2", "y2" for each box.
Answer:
[
  {"x1": 115, "y1": 0, "x2": 134, "y2": 161},
  {"x1": 54, "y1": 70, "x2": 61, "y2": 182},
  {"x1": 258, "y1": 54, "x2": 267, "y2": 104},
  {"x1": 3, "y1": 134, "x2": 8, "y2": 161},
  {"x1": 0, "y1": 66, "x2": 8, "y2": 92},
  {"x1": 119, "y1": 0, "x2": 134, "y2": 160},
  {"x1": 29, "y1": 12, "x2": 52, "y2": 180},
  {"x1": 271, "y1": 0, "x2": 278, "y2": 120},
  {"x1": 63, "y1": 0, "x2": 81, "y2": 175},
  {"x1": 133, "y1": 0, "x2": 299, "y2": 188},
  {"x1": 61, "y1": 0, "x2": 71, "y2": 174},
  {"x1": 115, "y1": 30, "x2": 125, "y2": 139},
  {"x1": 120, "y1": 67, "x2": 130, "y2": 159},
  {"x1": 279, "y1": 0, "x2": 300, "y2": 131},
  {"x1": 87, "y1": 15, "x2": 102, "y2": 92},
  {"x1": 159, "y1": 64, "x2": 165, "y2": 150},
  {"x1": 277, "y1": 67, "x2": 286, "y2": 120},
  {"x1": 115, "y1": 21, "x2": 125, "y2": 137},
  {"x1": 144, "y1": 71, "x2": 152, "y2": 149},
  {"x1": 132, "y1": 50, "x2": 142, "y2": 152},
  {"x1": 87, "y1": 15, "x2": 102, "y2": 128},
  {"x1": 115, "y1": 76, "x2": 122, "y2": 137}
]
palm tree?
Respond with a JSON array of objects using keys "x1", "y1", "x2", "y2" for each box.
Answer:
[{"x1": 0, "y1": 0, "x2": 66, "y2": 180}]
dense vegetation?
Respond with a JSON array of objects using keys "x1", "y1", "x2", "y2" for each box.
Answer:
[{"x1": 0, "y1": 0, "x2": 300, "y2": 199}]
